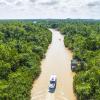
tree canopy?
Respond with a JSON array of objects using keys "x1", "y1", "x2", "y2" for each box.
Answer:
[
  {"x1": 58, "y1": 20, "x2": 100, "y2": 100},
  {"x1": 0, "y1": 21, "x2": 52, "y2": 100}
]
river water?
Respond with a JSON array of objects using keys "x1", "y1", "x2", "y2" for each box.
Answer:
[{"x1": 31, "y1": 29, "x2": 76, "y2": 100}]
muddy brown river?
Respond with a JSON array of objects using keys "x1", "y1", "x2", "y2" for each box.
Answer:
[{"x1": 31, "y1": 29, "x2": 76, "y2": 100}]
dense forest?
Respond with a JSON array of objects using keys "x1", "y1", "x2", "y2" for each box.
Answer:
[
  {"x1": 37, "y1": 19, "x2": 100, "y2": 100},
  {"x1": 0, "y1": 19, "x2": 100, "y2": 100},
  {"x1": 58, "y1": 20, "x2": 100, "y2": 100},
  {"x1": 0, "y1": 21, "x2": 52, "y2": 100}
]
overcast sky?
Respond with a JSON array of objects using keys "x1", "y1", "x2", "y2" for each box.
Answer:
[{"x1": 0, "y1": 0, "x2": 100, "y2": 19}]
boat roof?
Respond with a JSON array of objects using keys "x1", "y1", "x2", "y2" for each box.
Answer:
[
  {"x1": 50, "y1": 75, "x2": 56, "y2": 81},
  {"x1": 71, "y1": 59, "x2": 77, "y2": 64}
]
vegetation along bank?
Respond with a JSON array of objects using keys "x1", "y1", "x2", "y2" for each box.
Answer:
[
  {"x1": 59, "y1": 20, "x2": 100, "y2": 100},
  {"x1": 0, "y1": 21, "x2": 52, "y2": 100}
]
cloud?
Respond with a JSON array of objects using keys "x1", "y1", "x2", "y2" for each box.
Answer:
[
  {"x1": 15, "y1": 1, "x2": 23, "y2": 6},
  {"x1": 30, "y1": 0, "x2": 37, "y2": 3},
  {"x1": 0, "y1": 2, "x2": 7, "y2": 7},
  {"x1": 0, "y1": 0, "x2": 100, "y2": 19},
  {"x1": 71, "y1": 8, "x2": 78, "y2": 13},
  {"x1": 39, "y1": 0, "x2": 58, "y2": 6},
  {"x1": 5, "y1": 0, "x2": 17, "y2": 3},
  {"x1": 87, "y1": 1, "x2": 100, "y2": 7}
]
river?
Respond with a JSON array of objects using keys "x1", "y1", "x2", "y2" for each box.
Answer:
[{"x1": 31, "y1": 29, "x2": 76, "y2": 100}]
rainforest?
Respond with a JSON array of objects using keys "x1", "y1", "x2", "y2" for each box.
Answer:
[
  {"x1": 0, "y1": 19, "x2": 100, "y2": 100},
  {"x1": 0, "y1": 21, "x2": 52, "y2": 100}
]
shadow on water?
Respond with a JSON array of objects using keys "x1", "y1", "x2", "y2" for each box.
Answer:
[{"x1": 48, "y1": 88, "x2": 56, "y2": 93}]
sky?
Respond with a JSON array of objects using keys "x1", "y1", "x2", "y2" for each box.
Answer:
[{"x1": 0, "y1": 0, "x2": 100, "y2": 19}]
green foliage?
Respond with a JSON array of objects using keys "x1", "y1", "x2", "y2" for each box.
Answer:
[
  {"x1": 58, "y1": 20, "x2": 100, "y2": 100},
  {"x1": 0, "y1": 21, "x2": 52, "y2": 99},
  {"x1": 0, "y1": 61, "x2": 11, "y2": 79},
  {"x1": 33, "y1": 19, "x2": 100, "y2": 99}
]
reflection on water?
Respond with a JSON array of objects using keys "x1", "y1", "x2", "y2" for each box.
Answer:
[{"x1": 31, "y1": 29, "x2": 76, "y2": 100}]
